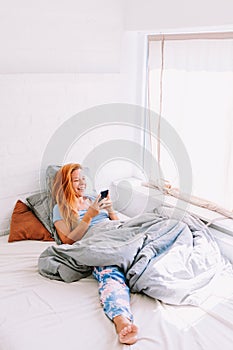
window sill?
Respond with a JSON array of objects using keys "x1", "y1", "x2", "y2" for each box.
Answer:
[
  {"x1": 111, "y1": 177, "x2": 233, "y2": 237},
  {"x1": 160, "y1": 193, "x2": 233, "y2": 237}
]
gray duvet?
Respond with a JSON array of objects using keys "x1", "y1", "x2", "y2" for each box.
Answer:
[{"x1": 38, "y1": 205, "x2": 232, "y2": 306}]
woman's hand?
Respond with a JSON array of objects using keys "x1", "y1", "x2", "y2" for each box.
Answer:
[
  {"x1": 98, "y1": 194, "x2": 114, "y2": 214},
  {"x1": 82, "y1": 195, "x2": 102, "y2": 225},
  {"x1": 89, "y1": 193, "x2": 119, "y2": 221},
  {"x1": 88, "y1": 195, "x2": 102, "y2": 215}
]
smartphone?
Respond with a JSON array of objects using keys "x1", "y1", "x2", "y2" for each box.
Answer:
[{"x1": 99, "y1": 189, "x2": 109, "y2": 201}]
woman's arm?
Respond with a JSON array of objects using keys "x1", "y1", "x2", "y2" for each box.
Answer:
[
  {"x1": 108, "y1": 210, "x2": 119, "y2": 221},
  {"x1": 55, "y1": 204, "x2": 99, "y2": 244},
  {"x1": 55, "y1": 194, "x2": 118, "y2": 244}
]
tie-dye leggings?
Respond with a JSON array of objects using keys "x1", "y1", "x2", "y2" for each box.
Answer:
[{"x1": 92, "y1": 266, "x2": 133, "y2": 322}]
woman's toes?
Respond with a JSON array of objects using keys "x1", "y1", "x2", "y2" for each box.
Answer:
[{"x1": 118, "y1": 324, "x2": 138, "y2": 345}]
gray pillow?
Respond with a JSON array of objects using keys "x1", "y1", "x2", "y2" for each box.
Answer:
[
  {"x1": 46, "y1": 165, "x2": 61, "y2": 204},
  {"x1": 46, "y1": 164, "x2": 61, "y2": 221},
  {"x1": 26, "y1": 191, "x2": 52, "y2": 234},
  {"x1": 26, "y1": 165, "x2": 61, "y2": 239}
]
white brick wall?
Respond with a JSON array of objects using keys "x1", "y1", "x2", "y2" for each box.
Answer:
[
  {"x1": 0, "y1": 1, "x2": 140, "y2": 235},
  {"x1": 0, "y1": 73, "x2": 133, "y2": 235}
]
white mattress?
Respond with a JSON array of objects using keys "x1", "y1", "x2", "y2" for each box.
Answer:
[{"x1": 1, "y1": 235, "x2": 233, "y2": 350}]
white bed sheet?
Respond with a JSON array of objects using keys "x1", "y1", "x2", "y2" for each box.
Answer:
[{"x1": 1, "y1": 235, "x2": 233, "y2": 350}]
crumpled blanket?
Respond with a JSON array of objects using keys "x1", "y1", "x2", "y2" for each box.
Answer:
[{"x1": 38, "y1": 205, "x2": 232, "y2": 306}]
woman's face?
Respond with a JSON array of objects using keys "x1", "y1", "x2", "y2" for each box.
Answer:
[{"x1": 71, "y1": 169, "x2": 86, "y2": 197}]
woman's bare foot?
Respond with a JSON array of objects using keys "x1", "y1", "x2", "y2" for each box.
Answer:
[{"x1": 113, "y1": 315, "x2": 138, "y2": 345}]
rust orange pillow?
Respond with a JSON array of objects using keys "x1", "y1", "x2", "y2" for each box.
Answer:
[{"x1": 8, "y1": 200, "x2": 54, "y2": 242}]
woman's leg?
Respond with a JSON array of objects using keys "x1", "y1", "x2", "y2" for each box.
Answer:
[{"x1": 93, "y1": 266, "x2": 138, "y2": 345}]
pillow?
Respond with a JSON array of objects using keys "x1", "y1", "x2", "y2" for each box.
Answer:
[
  {"x1": 46, "y1": 164, "x2": 61, "y2": 200},
  {"x1": 46, "y1": 165, "x2": 62, "y2": 230},
  {"x1": 26, "y1": 191, "x2": 53, "y2": 233},
  {"x1": 26, "y1": 166, "x2": 62, "y2": 237},
  {"x1": 8, "y1": 200, "x2": 54, "y2": 242}
]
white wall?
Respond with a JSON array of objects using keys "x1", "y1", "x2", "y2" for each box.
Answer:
[
  {"x1": 1, "y1": 0, "x2": 233, "y2": 235},
  {"x1": 0, "y1": 1, "x2": 133, "y2": 235},
  {"x1": 0, "y1": 0, "x2": 124, "y2": 73},
  {"x1": 0, "y1": 73, "x2": 136, "y2": 234},
  {"x1": 124, "y1": 0, "x2": 233, "y2": 31}
]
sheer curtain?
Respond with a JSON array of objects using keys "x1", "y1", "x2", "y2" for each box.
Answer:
[{"x1": 147, "y1": 34, "x2": 233, "y2": 211}]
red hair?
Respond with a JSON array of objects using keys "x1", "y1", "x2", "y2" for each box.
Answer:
[{"x1": 52, "y1": 163, "x2": 82, "y2": 230}]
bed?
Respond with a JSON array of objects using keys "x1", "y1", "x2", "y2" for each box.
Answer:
[
  {"x1": 1, "y1": 232, "x2": 233, "y2": 350},
  {"x1": 1, "y1": 177, "x2": 233, "y2": 350}
]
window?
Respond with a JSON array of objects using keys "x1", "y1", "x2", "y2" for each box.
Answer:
[{"x1": 146, "y1": 33, "x2": 233, "y2": 211}]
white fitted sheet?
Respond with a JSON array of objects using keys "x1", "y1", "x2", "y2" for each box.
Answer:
[{"x1": 1, "y1": 234, "x2": 233, "y2": 350}]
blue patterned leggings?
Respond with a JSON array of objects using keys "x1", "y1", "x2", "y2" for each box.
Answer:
[{"x1": 92, "y1": 266, "x2": 133, "y2": 322}]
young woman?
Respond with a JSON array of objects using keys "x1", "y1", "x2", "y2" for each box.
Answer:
[{"x1": 52, "y1": 163, "x2": 138, "y2": 345}]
